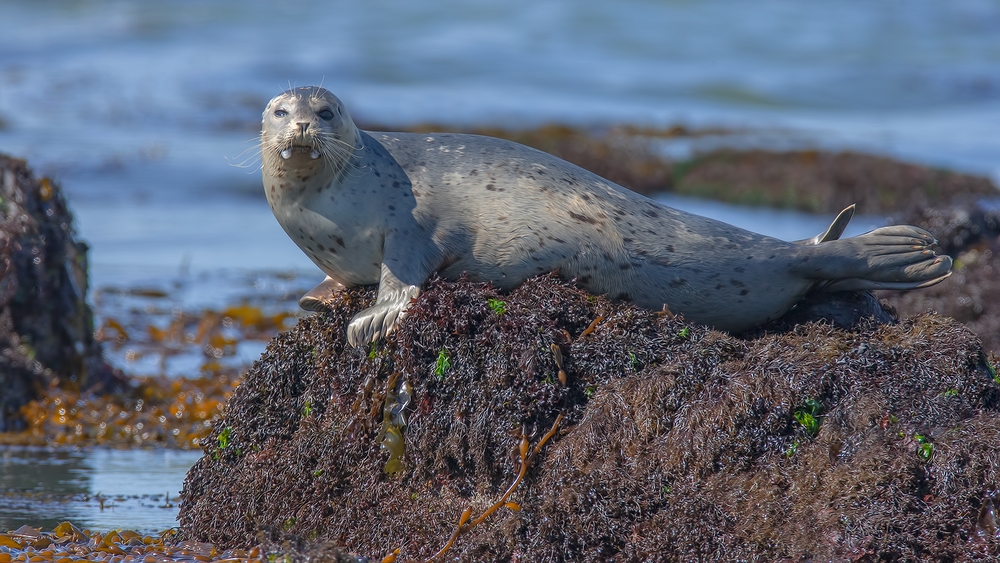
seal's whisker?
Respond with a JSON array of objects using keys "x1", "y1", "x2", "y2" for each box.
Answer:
[
  {"x1": 318, "y1": 145, "x2": 356, "y2": 178},
  {"x1": 314, "y1": 134, "x2": 361, "y2": 158},
  {"x1": 226, "y1": 152, "x2": 263, "y2": 171},
  {"x1": 224, "y1": 132, "x2": 275, "y2": 171},
  {"x1": 226, "y1": 141, "x2": 265, "y2": 171},
  {"x1": 313, "y1": 134, "x2": 368, "y2": 177},
  {"x1": 318, "y1": 139, "x2": 368, "y2": 177},
  {"x1": 324, "y1": 144, "x2": 360, "y2": 163},
  {"x1": 231, "y1": 143, "x2": 262, "y2": 160},
  {"x1": 317, "y1": 131, "x2": 362, "y2": 151},
  {"x1": 262, "y1": 141, "x2": 283, "y2": 160}
]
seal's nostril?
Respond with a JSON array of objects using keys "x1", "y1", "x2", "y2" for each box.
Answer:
[{"x1": 298, "y1": 122, "x2": 310, "y2": 134}]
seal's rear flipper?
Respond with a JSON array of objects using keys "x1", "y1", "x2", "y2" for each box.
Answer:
[
  {"x1": 795, "y1": 204, "x2": 856, "y2": 245},
  {"x1": 819, "y1": 270, "x2": 951, "y2": 292},
  {"x1": 802, "y1": 224, "x2": 953, "y2": 292}
]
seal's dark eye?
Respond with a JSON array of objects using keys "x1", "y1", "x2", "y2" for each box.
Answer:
[
  {"x1": 274, "y1": 109, "x2": 288, "y2": 118},
  {"x1": 318, "y1": 108, "x2": 335, "y2": 120}
]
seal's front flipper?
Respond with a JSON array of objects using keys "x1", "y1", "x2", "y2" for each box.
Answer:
[
  {"x1": 347, "y1": 264, "x2": 422, "y2": 347},
  {"x1": 346, "y1": 229, "x2": 442, "y2": 347},
  {"x1": 299, "y1": 276, "x2": 347, "y2": 312},
  {"x1": 795, "y1": 205, "x2": 856, "y2": 245}
]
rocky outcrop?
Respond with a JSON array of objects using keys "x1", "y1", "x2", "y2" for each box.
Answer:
[
  {"x1": 0, "y1": 155, "x2": 124, "y2": 431},
  {"x1": 670, "y1": 148, "x2": 997, "y2": 215},
  {"x1": 180, "y1": 276, "x2": 1000, "y2": 561}
]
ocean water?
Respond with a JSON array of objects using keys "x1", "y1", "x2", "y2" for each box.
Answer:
[
  {"x1": 0, "y1": 446, "x2": 200, "y2": 532},
  {"x1": 1, "y1": 0, "x2": 998, "y2": 287}
]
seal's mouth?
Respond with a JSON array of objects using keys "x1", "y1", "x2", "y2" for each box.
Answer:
[{"x1": 280, "y1": 145, "x2": 322, "y2": 160}]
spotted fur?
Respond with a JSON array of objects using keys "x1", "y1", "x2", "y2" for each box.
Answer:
[{"x1": 262, "y1": 87, "x2": 952, "y2": 347}]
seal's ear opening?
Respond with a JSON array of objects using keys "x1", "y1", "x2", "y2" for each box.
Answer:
[{"x1": 795, "y1": 204, "x2": 856, "y2": 245}]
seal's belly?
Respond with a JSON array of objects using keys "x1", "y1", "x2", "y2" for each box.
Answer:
[{"x1": 273, "y1": 203, "x2": 382, "y2": 287}]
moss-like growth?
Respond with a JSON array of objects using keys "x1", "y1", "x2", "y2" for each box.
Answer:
[{"x1": 180, "y1": 275, "x2": 1000, "y2": 561}]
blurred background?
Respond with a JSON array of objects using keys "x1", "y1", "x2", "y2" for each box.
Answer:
[
  {"x1": 2, "y1": 0, "x2": 999, "y2": 283},
  {"x1": 1, "y1": 0, "x2": 1000, "y2": 374}
]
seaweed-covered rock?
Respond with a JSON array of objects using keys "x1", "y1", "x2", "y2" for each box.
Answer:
[
  {"x1": 179, "y1": 275, "x2": 1000, "y2": 562},
  {"x1": 0, "y1": 154, "x2": 123, "y2": 431}
]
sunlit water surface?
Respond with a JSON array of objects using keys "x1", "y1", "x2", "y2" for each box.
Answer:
[{"x1": 0, "y1": 447, "x2": 200, "y2": 533}]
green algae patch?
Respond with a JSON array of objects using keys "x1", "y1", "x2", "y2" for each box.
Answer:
[
  {"x1": 793, "y1": 398, "x2": 823, "y2": 437},
  {"x1": 179, "y1": 275, "x2": 1000, "y2": 561}
]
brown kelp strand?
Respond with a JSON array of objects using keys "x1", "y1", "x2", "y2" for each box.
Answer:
[
  {"x1": 0, "y1": 279, "x2": 305, "y2": 446},
  {"x1": 427, "y1": 414, "x2": 563, "y2": 562},
  {"x1": 0, "y1": 375, "x2": 238, "y2": 448},
  {"x1": 94, "y1": 294, "x2": 297, "y2": 378},
  {"x1": 0, "y1": 524, "x2": 260, "y2": 563},
  {"x1": 377, "y1": 373, "x2": 412, "y2": 475}
]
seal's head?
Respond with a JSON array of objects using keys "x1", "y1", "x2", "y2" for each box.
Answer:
[{"x1": 261, "y1": 86, "x2": 361, "y2": 179}]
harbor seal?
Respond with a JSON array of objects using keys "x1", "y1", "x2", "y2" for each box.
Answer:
[{"x1": 261, "y1": 86, "x2": 952, "y2": 347}]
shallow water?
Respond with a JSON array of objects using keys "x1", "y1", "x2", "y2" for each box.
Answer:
[
  {"x1": 93, "y1": 269, "x2": 312, "y2": 377},
  {"x1": 0, "y1": 447, "x2": 200, "y2": 533}
]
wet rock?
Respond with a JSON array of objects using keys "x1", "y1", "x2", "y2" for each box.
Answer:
[
  {"x1": 179, "y1": 275, "x2": 1000, "y2": 562},
  {"x1": 881, "y1": 202, "x2": 1000, "y2": 355},
  {"x1": 0, "y1": 154, "x2": 124, "y2": 431},
  {"x1": 670, "y1": 148, "x2": 997, "y2": 215}
]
